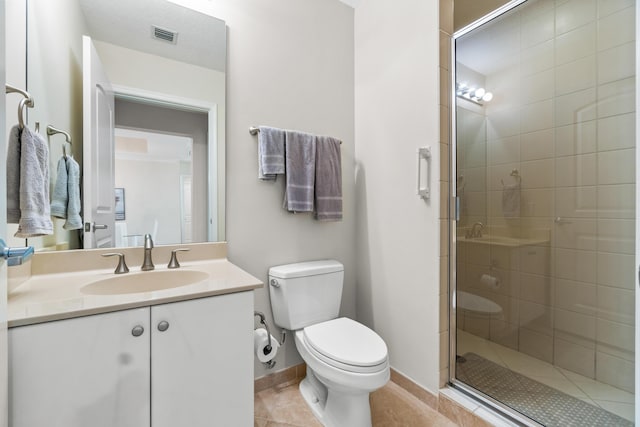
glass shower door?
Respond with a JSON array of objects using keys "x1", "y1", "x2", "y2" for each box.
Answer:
[{"x1": 452, "y1": 0, "x2": 636, "y2": 425}]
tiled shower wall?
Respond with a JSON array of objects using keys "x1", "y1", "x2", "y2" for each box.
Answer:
[
  {"x1": 456, "y1": 0, "x2": 635, "y2": 392},
  {"x1": 439, "y1": 0, "x2": 454, "y2": 388}
]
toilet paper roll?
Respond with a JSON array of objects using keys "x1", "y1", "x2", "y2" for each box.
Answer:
[
  {"x1": 480, "y1": 274, "x2": 500, "y2": 290},
  {"x1": 254, "y1": 328, "x2": 280, "y2": 363}
]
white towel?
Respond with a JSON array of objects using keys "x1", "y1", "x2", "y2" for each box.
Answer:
[
  {"x1": 15, "y1": 126, "x2": 53, "y2": 237},
  {"x1": 283, "y1": 130, "x2": 316, "y2": 212},
  {"x1": 314, "y1": 136, "x2": 342, "y2": 221},
  {"x1": 64, "y1": 156, "x2": 83, "y2": 230},
  {"x1": 258, "y1": 126, "x2": 286, "y2": 180},
  {"x1": 50, "y1": 157, "x2": 68, "y2": 218},
  {"x1": 502, "y1": 182, "x2": 521, "y2": 218},
  {"x1": 6, "y1": 125, "x2": 21, "y2": 223}
]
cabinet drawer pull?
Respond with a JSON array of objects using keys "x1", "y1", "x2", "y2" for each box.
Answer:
[
  {"x1": 131, "y1": 325, "x2": 145, "y2": 337},
  {"x1": 157, "y1": 321, "x2": 170, "y2": 332}
]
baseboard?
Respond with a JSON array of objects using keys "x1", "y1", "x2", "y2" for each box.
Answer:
[
  {"x1": 390, "y1": 368, "x2": 439, "y2": 409},
  {"x1": 254, "y1": 363, "x2": 306, "y2": 393},
  {"x1": 390, "y1": 369, "x2": 495, "y2": 426}
]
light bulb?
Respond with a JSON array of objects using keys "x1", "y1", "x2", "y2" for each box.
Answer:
[
  {"x1": 482, "y1": 92, "x2": 493, "y2": 102},
  {"x1": 474, "y1": 88, "x2": 486, "y2": 98}
]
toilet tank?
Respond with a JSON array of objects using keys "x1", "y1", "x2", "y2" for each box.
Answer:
[{"x1": 269, "y1": 260, "x2": 344, "y2": 330}]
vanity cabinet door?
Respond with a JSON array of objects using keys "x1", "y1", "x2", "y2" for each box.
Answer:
[
  {"x1": 9, "y1": 308, "x2": 151, "y2": 427},
  {"x1": 151, "y1": 291, "x2": 254, "y2": 427}
]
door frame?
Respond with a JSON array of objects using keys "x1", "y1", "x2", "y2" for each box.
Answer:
[
  {"x1": 634, "y1": 0, "x2": 639, "y2": 421},
  {"x1": 110, "y1": 84, "x2": 219, "y2": 242},
  {"x1": 450, "y1": 0, "x2": 639, "y2": 424}
]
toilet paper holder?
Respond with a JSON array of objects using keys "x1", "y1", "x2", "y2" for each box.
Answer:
[
  {"x1": 254, "y1": 311, "x2": 273, "y2": 355},
  {"x1": 254, "y1": 311, "x2": 287, "y2": 369}
]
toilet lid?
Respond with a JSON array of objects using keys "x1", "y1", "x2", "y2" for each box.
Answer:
[{"x1": 303, "y1": 318, "x2": 388, "y2": 368}]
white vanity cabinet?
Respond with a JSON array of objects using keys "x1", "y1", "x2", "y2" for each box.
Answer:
[
  {"x1": 151, "y1": 292, "x2": 254, "y2": 427},
  {"x1": 9, "y1": 307, "x2": 151, "y2": 427},
  {"x1": 9, "y1": 291, "x2": 254, "y2": 427}
]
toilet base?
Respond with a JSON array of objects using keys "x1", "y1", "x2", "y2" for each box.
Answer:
[{"x1": 299, "y1": 369, "x2": 373, "y2": 427}]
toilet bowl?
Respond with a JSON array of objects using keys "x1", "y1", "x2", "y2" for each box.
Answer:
[
  {"x1": 457, "y1": 291, "x2": 503, "y2": 317},
  {"x1": 268, "y1": 260, "x2": 390, "y2": 427},
  {"x1": 295, "y1": 318, "x2": 389, "y2": 426}
]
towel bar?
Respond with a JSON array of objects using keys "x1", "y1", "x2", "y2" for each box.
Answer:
[
  {"x1": 249, "y1": 126, "x2": 342, "y2": 144},
  {"x1": 5, "y1": 83, "x2": 34, "y2": 129},
  {"x1": 46, "y1": 125, "x2": 73, "y2": 157}
]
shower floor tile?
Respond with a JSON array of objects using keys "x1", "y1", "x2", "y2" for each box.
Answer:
[{"x1": 457, "y1": 330, "x2": 635, "y2": 422}]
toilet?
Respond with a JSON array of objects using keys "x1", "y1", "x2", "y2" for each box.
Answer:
[
  {"x1": 269, "y1": 260, "x2": 389, "y2": 427},
  {"x1": 457, "y1": 291, "x2": 503, "y2": 317}
]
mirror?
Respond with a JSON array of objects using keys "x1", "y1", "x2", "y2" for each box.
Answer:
[{"x1": 6, "y1": 0, "x2": 225, "y2": 250}]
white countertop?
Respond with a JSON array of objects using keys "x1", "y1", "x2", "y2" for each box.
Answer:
[{"x1": 8, "y1": 244, "x2": 263, "y2": 327}]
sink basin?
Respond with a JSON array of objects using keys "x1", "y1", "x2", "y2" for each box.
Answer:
[{"x1": 81, "y1": 270, "x2": 210, "y2": 295}]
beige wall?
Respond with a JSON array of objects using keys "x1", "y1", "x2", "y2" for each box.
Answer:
[
  {"x1": 354, "y1": 0, "x2": 442, "y2": 393},
  {"x1": 208, "y1": 0, "x2": 356, "y2": 378}
]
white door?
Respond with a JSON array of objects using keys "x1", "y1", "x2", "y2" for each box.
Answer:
[
  {"x1": 82, "y1": 35, "x2": 115, "y2": 248},
  {"x1": 9, "y1": 308, "x2": 151, "y2": 427},
  {"x1": 151, "y1": 292, "x2": 254, "y2": 427}
]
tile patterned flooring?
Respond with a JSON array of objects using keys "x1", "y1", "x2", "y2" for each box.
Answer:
[
  {"x1": 254, "y1": 379, "x2": 459, "y2": 427},
  {"x1": 457, "y1": 330, "x2": 635, "y2": 422}
]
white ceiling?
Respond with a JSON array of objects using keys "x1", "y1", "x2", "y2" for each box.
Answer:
[
  {"x1": 79, "y1": 0, "x2": 226, "y2": 72},
  {"x1": 338, "y1": 0, "x2": 361, "y2": 8}
]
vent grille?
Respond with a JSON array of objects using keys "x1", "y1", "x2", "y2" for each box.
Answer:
[{"x1": 152, "y1": 26, "x2": 178, "y2": 44}]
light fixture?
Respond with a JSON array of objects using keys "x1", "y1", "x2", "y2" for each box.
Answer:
[{"x1": 455, "y1": 82, "x2": 493, "y2": 105}]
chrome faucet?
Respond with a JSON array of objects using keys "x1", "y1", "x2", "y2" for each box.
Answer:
[
  {"x1": 141, "y1": 234, "x2": 155, "y2": 271},
  {"x1": 465, "y1": 221, "x2": 484, "y2": 239}
]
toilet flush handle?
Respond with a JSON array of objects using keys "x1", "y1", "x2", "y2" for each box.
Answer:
[{"x1": 270, "y1": 278, "x2": 280, "y2": 288}]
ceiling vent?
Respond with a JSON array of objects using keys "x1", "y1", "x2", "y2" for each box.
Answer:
[{"x1": 151, "y1": 25, "x2": 178, "y2": 44}]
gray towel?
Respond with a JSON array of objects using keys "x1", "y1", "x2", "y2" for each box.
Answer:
[
  {"x1": 283, "y1": 130, "x2": 316, "y2": 212},
  {"x1": 50, "y1": 157, "x2": 68, "y2": 218},
  {"x1": 258, "y1": 126, "x2": 286, "y2": 180},
  {"x1": 64, "y1": 156, "x2": 82, "y2": 230},
  {"x1": 6, "y1": 125, "x2": 21, "y2": 223},
  {"x1": 15, "y1": 126, "x2": 53, "y2": 237},
  {"x1": 314, "y1": 136, "x2": 342, "y2": 221},
  {"x1": 502, "y1": 183, "x2": 521, "y2": 218}
]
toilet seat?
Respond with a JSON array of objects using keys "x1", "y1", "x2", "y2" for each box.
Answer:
[{"x1": 302, "y1": 317, "x2": 388, "y2": 374}]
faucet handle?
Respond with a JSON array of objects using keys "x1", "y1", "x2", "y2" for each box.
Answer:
[
  {"x1": 168, "y1": 248, "x2": 190, "y2": 269},
  {"x1": 102, "y1": 253, "x2": 130, "y2": 274}
]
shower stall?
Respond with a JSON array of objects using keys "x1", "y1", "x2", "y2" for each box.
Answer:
[{"x1": 449, "y1": 0, "x2": 637, "y2": 425}]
